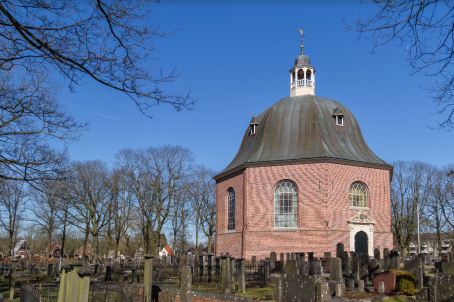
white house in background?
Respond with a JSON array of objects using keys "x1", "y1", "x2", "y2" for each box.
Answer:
[
  {"x1": 159, "y1": 244, "x2": 172, "y2": 257},
  {"x1": 12, "y1": 239, "x2": 33, "y2": 258}
]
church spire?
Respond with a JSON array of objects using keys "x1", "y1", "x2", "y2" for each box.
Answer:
[{"x1": 290, "y1": 29, "x2": 315, "y2": 96}]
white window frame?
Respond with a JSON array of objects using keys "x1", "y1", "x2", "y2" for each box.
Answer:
[
  {"x1": 274, "y1": 181, "x2": 298, "y2": 228},
  {"x1": 336, "y1": 115, "x2": 344, "y2": 126},
  {"x1": 349, "y1": 182, "x2": 368, "y2": 209},
  {"x1": 250, "y1": 124, "x2": 256, "y2": 135}
]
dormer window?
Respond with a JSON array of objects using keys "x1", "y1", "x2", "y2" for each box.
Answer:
[
  {"x1": 249, "y1": 116, "x2": 260, "y2": 136},
  {"x1": 333, "y1": 107, "x2": 344, "y2": 127},
  {"x1": 251, "y1": 124, "x2": 256, "y2": 135}
]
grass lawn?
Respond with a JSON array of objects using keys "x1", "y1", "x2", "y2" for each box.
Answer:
[
  {"x1": 236, "y1": 284, "x2": 275, "y2": 300},
  {"x1": 380, "y1": 296, "x2": 407, "y2": 302},
  {"x1": 0, "y1": 271, "x2": 59, "y2": 302}
]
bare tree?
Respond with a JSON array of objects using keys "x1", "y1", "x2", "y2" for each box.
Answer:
[
  {"x1": 65, "y1": 160, "x2": 110, "y2": 261},
  {"x1": 440, "y1": 164, "x2": 454, "y2": 238},
  {"x1": 190, "y1": 165, "x2": 216, "y2": 254},
  {"x1": 348, "y1": 0, "x2": 454, "y2": 130},
  {"x1": 107, "y1": 168, "x2": 133, "y2": 256},
  {"x1": 0, "y1": 1, "x2": 197, "y2": 182},
  {"x1": 0, "y1": 73, "x2": 85, "y2": 182},
  {"x1": 391, "y1": 160, "x2": 432, "y2": 255},
  {"x1": 426, "y1": 167, "x2": 450, "y2": 259},
  {"x1": 0, "y1": 0, "x2": 196, "y2": 116},
  {"x1": 29, "y1": 180, "x2": 60, "y2": 258},
  {"x1": 116, "y1": 145, "x2": 194, "y2": 255},
  {"x1": 169, "y1": 190, "x2": 190, "y2": 255},
  {"x1": 0, "y1": 179, "x2": 28, "y2": 255}
]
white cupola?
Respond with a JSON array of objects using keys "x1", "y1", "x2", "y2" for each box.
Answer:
[{"x1": 290, "y1": 31, "x2": 315, "y2": 96}]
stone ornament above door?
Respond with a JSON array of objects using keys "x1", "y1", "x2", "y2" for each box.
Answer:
[
  {"x1": 347, "y1": 210, "x2": 375, "y2": 225},
  {"x1": 348, "y1": 210, "x2": 375, "y2": 255}
]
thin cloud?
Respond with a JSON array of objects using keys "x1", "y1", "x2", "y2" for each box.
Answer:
[{"x1": 61, "y1": 101, "x2": 117, "y2": 121}]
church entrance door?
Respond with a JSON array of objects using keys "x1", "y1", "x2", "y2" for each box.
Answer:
[{"x1": 355, "y1": 231, "x2": 368, "y2": 254}]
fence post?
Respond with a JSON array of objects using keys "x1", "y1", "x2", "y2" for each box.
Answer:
[
  {"x1": 181, "y1": 266, "x2": 192, "y2": 302},
  {"x1": 68, "y1": 260, "x2": 83, "y2": 302},
  {"x1": 236, "y1": 258, "x2": 245, "y2": 294},
  {"x1": 9, "y1": 258, "x2": 17, "y2": 300},
  {"x1": 220, "y1": 255, "x2": 231, "y2": 294},
  {"x1": 57, "y1": 264, "x2": 71, "y2": 302},
  {"x1": 144, "y1": 254, "x2": 154, "y2": 302},
  {"x1": 76, "y1": 267, "x2": 93, "y2": 302},
  {"x1": 198, "y1": 255, "x2": 204, "y2": 277},
  {"x1": 207, "y1": 254, "x2": 213, "y2": 278}
]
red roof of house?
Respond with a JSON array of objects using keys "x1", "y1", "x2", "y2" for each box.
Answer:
[{"x1": 164, "y1": 244, "x2": 172, "y2": 256}]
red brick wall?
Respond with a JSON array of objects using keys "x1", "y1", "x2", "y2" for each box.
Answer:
[
  {"x1": 216, "y1": 169, "x2": 245, "y2": 234},
  {"x1": 215, "y1": 162, "x2": 393, "y2": 260}
]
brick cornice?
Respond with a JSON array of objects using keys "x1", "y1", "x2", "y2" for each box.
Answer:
[{"x1": 214, "y1": 158, "x2": 393, "y2": 181}]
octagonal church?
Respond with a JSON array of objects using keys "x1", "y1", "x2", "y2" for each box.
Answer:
[{"x1": 214, "y1": 39, "x2": 393, "y2": 260}]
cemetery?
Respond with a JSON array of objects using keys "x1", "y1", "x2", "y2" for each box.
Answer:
[{"x1": 0, "y1": 242, "x2": 452, "y2": 302}]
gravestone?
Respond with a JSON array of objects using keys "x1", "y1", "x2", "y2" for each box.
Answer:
[
  {"x1": 378, "y1": 282, "x2": 385, "y2": 296},
  {"x1": 291, "y1": 253, "x2": 295, "y2": 261},
  {"x1": 374, "y1": 248, "x2": 381, "y2": 271},
  {"x1": 252, "y1": 256, "x2": 256, "y2": 265},
  {"x1": 275, "y1": 261, "x2": 284, "y2": 274},
  {"x1": 316, "y1": 282, "x2": 332, "y2": 302},
  {"x1": 298, "y1": 253, "x2": 306, "y2": 276},
  {"x1": 282, "y1": 274, "x2": 319, "y2": 302},
  {"x1": 383, "y1": 248, "x2": 390, "y2": 271},
  {"x1": 351, "y1": 252, "x2": 359, "y2": 281},
  {"x1": 347, "y1": 277, "x2": 354, "y2": 290},
  {"x1": 342, "y1": 251, "x2": 350, "y2": 274},
  {"x1": 324, "y1": 252, "x2": 331, "y2": 259},
  {"x1": 286, "y1": 253, "x2": 291, "y2": 261},
  {"x1": 330, "y1": 257, "x2": 342, "y2": 281},
  {"x1": 369, "y1": 259, "x2": 380, "y2": 285},
  {"x1": 359, "y1": 254, "x2": 369, "y2": 284},
  {"x1": 389, "y1": 250, "x2": 400, "y2": 271},
  {"x1": 412, "y1": 255, "x2": 423, "y2": 290},
  {"x1": 358, "y1": 280, "x2": 364, "y2": 293},
  {"x1": 308, "y1": 252, "x2": 314, "y2": 275},
  {"x1": 418, "y1": 253, "x2": 426, "y2": 277},
  {"x1": 280, "y1": 253, "x2": 284, "y2": 262},
  {"x1": 270, "y1": 252, "x2": 277, "y2": 272},
  {"x1": 336, "y1": 243, "x2": 344, "y2": 259},
  {"x1": 435, "y1": 261, "x2": 443, "y2": 273},
  {"x1": 373, "y1": 271, "x2": 396, "y2": 293},
  {"x1": 313, "y1": 261, "x2": 322, "y2": 275},
  {"x1": 286, "y1": 260, "x2": 298, "y2": 275},
  {"x1": 442, "y1": 262, "x2": 454, "y2": 275},
  {"x1": 403, "y1": 260, "x2": 412, "y2": 270}
]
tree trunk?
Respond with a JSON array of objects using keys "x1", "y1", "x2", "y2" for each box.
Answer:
[{"x1": 61, "y1": 217, "x2": 67, "y2": 259}]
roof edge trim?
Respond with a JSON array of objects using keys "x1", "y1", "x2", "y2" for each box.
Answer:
[{"x1": 214, "y1": 157, "x2": 393, "y2": 181}]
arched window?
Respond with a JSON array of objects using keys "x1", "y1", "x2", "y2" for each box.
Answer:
[
  {"x1": 274, "y1": 181, "x2": 298, "y2": 228},
  {"x1": 228, "y1": 189, "x2": 235, "y2": 231},
  {"x1": 349, "y1": 182, "x2": 368, "y2": 208}
]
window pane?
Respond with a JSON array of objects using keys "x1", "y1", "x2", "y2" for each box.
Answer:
[
  {"x1": 349, "y1": 182, "x2": 367, "y2": 208},
  {"x1": 228, "y1": 189, "x2": 235, "y2": 230},
  {"x1": 274, "y1": 181, "x2": 298, "y2": 227}
]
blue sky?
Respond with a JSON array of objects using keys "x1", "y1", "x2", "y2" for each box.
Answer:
[{"x1": 58, "y1": 0, "x2": 454, "y2": 172}]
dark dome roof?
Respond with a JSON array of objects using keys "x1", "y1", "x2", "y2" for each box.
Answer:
[
  {"x1": 216, "y1": 95, "x2": 390, "y2": 178},
  {"x1": 295, "y1": 54, "x2": 311, "y2": 66}
]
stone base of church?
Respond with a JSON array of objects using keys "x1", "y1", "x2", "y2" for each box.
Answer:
[{"x1": 215, "y1": 230, "x2": 393, "y2": 260}]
